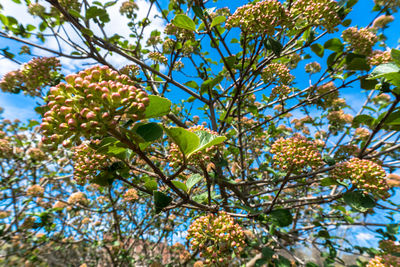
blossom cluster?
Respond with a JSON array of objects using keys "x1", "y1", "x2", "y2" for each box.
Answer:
[
  {"x1": 28, "y1": 3, "x2": 46, "y2": 17},
  {"x1": 262, "y1": 63, "x2": 294, "y2": 86},
  {"x1": 0, "y1": 138, "x2": 13, "y2": 158},
  {"x1": 68, "y1": 192, "x2": 88, "y2": 206},
  {"x1": 291, "y1": 0, "x2": 341, "y2": 33},
  {"x1": 372, "y1": 93, "x2": 391, "y2": 105},
  {"x1": 165, "y1": 23, "x2": 195, "y2": 40},
  {"x1": 119, "y1": 1, "x2": 138, "y2": 16},
  {"x1": 40, "y1": 65, "x2": 149, "y2": 146},
  {"x1": 331, "y1": 158, "x2": 389, "y2": 197},
  {"x1": 168, "y1": 125, "x2": 222, "y2": 168},
  {"x1": 270, "y1": 135, "x2": 323, "y2": 173},
  {"x1": 187, "y1": 212, "x2": 245, "y2": 265},
  {"x1": 270, "y1": 85, "x2": 292, "y2": 100},
  {"x1": 354, "y1": 127, "x2": 370, "y2": 140},
  {"x1": 123, "y1": 188, "x2": 139, "y2": 202},
  {"x1": 226, "y1": 0, "x2": 292, "y2": 35},
  {"x1": 327, "y1": 110, "x2": 353, "y2": 131},
  {"x1": 374, "y1": 0, "x2": 400, "y2": 11},
  {"x1": 26, "y1": 184, "x2": 44, "y2": 197},
  {"x1": 305, "y1": 62, "x2": 322, "y2": 74},
  {"x1": 368, "y1": 50, "x2": 392, "y2": 66},
  {"x1": 0, "y1": 57, "x2": 61, "y2": 97},
  {"x1": 72, "y1": 141, "x2": 114, "y2": 184},
  {"x1": 148, "y1": 52, "x2": 168, "y2": 65},
  {"x1": 373, "y1": 15, "x2": 395, "y2": 29},
  {"x1": 342, "y1": 27, "x2": 378, "y2": 55}
]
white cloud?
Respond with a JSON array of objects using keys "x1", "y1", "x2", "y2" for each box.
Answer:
[
  {"x1": 356, "y1": 232, "x2": 374, "y2": 241},
  {"x1": 0, "y1": 58, "x2": 19, "y2": 76}
]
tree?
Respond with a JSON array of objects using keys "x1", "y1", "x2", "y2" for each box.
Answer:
[{"x1": 1, "y1": 0, "x2": 400, "y2": 266}]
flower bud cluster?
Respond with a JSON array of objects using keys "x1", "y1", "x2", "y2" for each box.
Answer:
[
  {"x1": 262, "y1": 63, "x2": 294, "y2": 86},
  {"x1": 313, "y1": 82, "x2": 339, "y2": 108},
  {"x1": 148, "y1": 52, "x2": 168, "y2": 65},
  {"x1": 270, "y1": 135, "x2": 323, "y2": 173},
  {"x1": 68, "y1": 192, "x2": 88, "y2": 206},
  {"x1": 40, "y1": 65, "x2": 149, "y2": 146},
  {"x1": 0, "y1": 211, "x2": 10, "y2": 219},
  {"x1": 287, "y1": 53, "x2": 302, "y2": 69},
  {"x1": 209, "y1": 7, "x2": 231, "y2": 19},
  {"x1": 334, "y1": 144, "x2": 360, "y2": 162},
  {"x1": 290, "y1": 0, "x2": 341, "y2": 33},
  {"x1": 27, "y1": 147, "x2": 46, "y2": 161},
  {"x1": 28, "y1": 3, "x2": 46, "y2": 17},
  {"x1": 372, "y1": 93, "x2": 391, "y2": 105},
  {"x1": 119, "y1": 64, "x2": 140, "y2": 78},
  {"x1": 0, "y1": 138, "x2": 13, "y2": 158},
  {"x1": 165, "y1": 23, "x2": 195, "y2": 40},
  {"x1": 270, "y1": 85, "x2": 292, "y2": 100},
  {"x1": 58, "y1": 0, "x2": 81, "y2": 11},
  {"x1": 26, "y1": 184, "x2": 44, "y2": 197},
  {"x1": 354, "y1": 127, "x2": 370, "y2": 140},
  {"x1": 53, "y1": 201, "x2": 67, "y2": 210},
  {"x1": 331, "y1": 158, "x2": 389, "y2": 197},
  {"x1": 120, "y1": 1, "x2": 138, "y2": 15},
  {"x1": 374, "y1": 0, "x2": 400, "y2": 11},
  {"x1": 327, "y1": 110, "x2": 353, "y2": 127},
  {"x1": 168, "y1": 125, "x2": 222, "y2": 168},
  {"x1": 123, "y1": 188, "x2": 139, "y2": 202},
  {"x1": 72, "y1": 142, "x2": 114, "y2": 184},
  {"x1": 367, "y1": 256, "x2": 386, "y2": 267},
  {"x1": 373, "y1": 15, "x2": 395, "y2": 29},
  {"x1": 342, "y1": 27, "x2": 378, "y2": 55},
  {"x1": 187, "y1": 212, "x2": 245, "y2": 265},
  {"x1": 305, "y1": 62, "x2": 322, "y2": 73},
  {"x1": 226, "y1": 0, "x2": 292, "y2": 36},
  {"x1": 0, "y1": 57, "x2": 61, "y2": 97},
  {"x1": 368, "y1": 50, "x2": 392, "y2": 66},
  {"x1": 379, "y1": 240, "x2": 400, "y2": 254}
]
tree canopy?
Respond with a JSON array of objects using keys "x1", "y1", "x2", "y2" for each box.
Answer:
[{"x1": 1, "y1": 0, "x2": 400, "y2": 266}]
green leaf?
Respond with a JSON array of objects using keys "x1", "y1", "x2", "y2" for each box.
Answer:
[
  {"x1": 134, "y1": 122, "x2": 163, "y2": 142},
  {"x1": 306, "y1": 262, "x2": 319, "y2": 267},
  {"x1": 172, "y1": 14, "x2": 196, "y2": 31},
  {"x1": 311, "y1": 43, "x2": 324, "y2": 57},
  {"x1": 343, "y1": 191, "x2": 376, "y2": 212},
  {"x1": 261, "y1": 247, "x2": 274, "y2": 261},
  {"x1": 210, "y1": 16, "x2": 226, "y2": 27},
  {"x1": 265, "y1": 38, "x2": 283, "y2": 57},
  {"x1": 171, "y1": 180, "x2": 187, "y2": 192},
  {"x1": 360, "y1": 77, "x2": 378, "y2": 90},
  {"x1": 391, "y1": 48, "x2": 400, "y2": 65},
  {"x1": 192, "y1": 5, "x2": 204, "y2": 19},
  {"x1": 164, "y1": 126, "x2": 200, "y2": 156},
  {"x1": 385, "y1": 110, "x2": 400, "y2": 125},
  {"x1": 273, "y1": 255, "x2": 292, "y2": 267},
  {"x1": 370, "y1": 63, "x2": 400, "y2": 86},
  {"x1": 269, "y1": 209, "x2": 293, "y2": 227},
  {"x1": 86, "y1": 6, "x2": 109, "y2": 23},
  {"x1": 346, "y1": 54, "x2": 370, "y2": 71},
  {"x1": 184, "y1": 81, "x2": 199, "y2": 89},
  {"x1": 186, "y1": 174, "x2": 203, "y2": 191},
  {"x1": 144, "y1": 95, "x2": 172, "y2": 119},
  {"x1": 153, "y1": 191, "x2": 172, "y2": 213},
  {"x1": 144, "y1": 179, "x2": 158, "y2": 191},
  {"x1": 352, "y1": 114, "x2": 375, "y2": 127},
  {"x1": 320, "y1": 177, "x2": 338, "y2": 186},
  {"x1": 324, "y1": 38, "x2": 344, "y2": 52},
  {"x1": 188, "y1": 130, "x2": 226, "y2": 158},
  {"x1": 91, "y1": 171, "x2": 115, "y2": 186}
]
